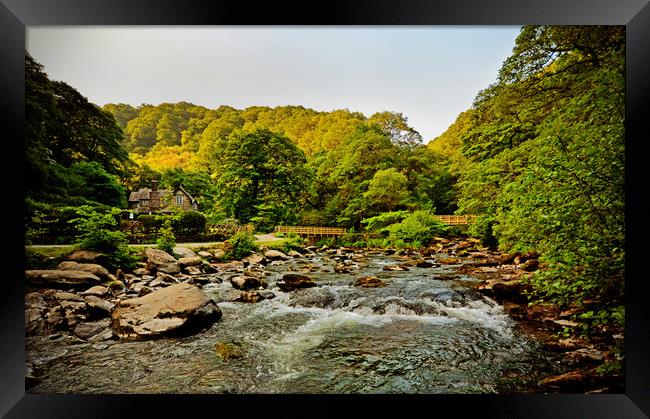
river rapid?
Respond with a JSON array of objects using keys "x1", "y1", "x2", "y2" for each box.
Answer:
[{"x1": 26, "y1": 251, "x2": 566, "y2": 394}]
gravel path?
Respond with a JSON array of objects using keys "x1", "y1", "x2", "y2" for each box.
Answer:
[{"x1": 26, "y1": 234, "x2": 282, "y2": 250}]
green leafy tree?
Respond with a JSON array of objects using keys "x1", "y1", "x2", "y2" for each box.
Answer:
[
  {"x1": 216, "y1": 129, "x2": 311, "y2": 227},
  {"x1": 25, "y1": 53, "x2": 129, "y2": 204},
  {"x1": 455, "y1": 25, "x2": 624, "y2": 314},
  {"x1": 68, "y1": 161, "x2": 127, "y2": 208},
  {"x1": 362, "y1": 168, "x2": 411, "y2": 214}
]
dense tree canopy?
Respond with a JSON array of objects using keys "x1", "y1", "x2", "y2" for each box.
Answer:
[
  {"x1": 26, "y1": 53, "x2": 128, "y2": 206},
  {"x1": 215, "y1": 129, "x2": 311, "y2": 230},
  {"x1": 437, "y1": 26, "x2": 625, "y2": 312}
]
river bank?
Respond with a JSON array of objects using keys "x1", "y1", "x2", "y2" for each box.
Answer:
[{"x1": 24, "y1": 236, "x2": 623, "y2": 394}]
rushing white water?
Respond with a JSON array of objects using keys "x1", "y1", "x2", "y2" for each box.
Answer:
[{"x1": 26, "y1": 252, "x2": 563, "y2": 394}]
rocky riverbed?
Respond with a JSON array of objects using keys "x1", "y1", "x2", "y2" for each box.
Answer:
[{"x1": 24, "y1": 238, "x2": 623, "y2": 393}]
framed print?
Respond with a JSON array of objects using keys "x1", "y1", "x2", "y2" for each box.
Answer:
[{"x1": 2, "y1": 0, "x2": 649, "y2": 417}]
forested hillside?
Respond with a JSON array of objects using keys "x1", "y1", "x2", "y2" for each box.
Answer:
[{"x1": 100, "y1": 98, "x2": 457, "y2": 229}]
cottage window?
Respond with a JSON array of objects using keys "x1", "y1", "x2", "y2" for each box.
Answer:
[{"x1": 176, "y1": 195, "x2": 184, "y2": 205}]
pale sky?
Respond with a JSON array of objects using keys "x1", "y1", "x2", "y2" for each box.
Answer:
[{"x1": 26, "y1": 26, "x2": 521, "y2": 142}]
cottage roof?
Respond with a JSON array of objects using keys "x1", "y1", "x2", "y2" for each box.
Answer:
[
  {"x1": 128, "y1": 187, "x2": 171, "y2": 202},
  {"x1": 128, "y1": 188, "x2": 150, "y2": 201}
]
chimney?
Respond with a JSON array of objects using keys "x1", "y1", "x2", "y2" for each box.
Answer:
[{"x1": 151, "y1": 180, "x2": 158, "y2": 191}]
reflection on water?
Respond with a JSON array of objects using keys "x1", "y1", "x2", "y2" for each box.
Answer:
[{"x1": 27, "y1": 254, "x2": 564, "y2": 393}]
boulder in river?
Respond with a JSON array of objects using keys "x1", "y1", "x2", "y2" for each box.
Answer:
[
  {"x1": 334, "y1": 263, "x2": 351, "y2": 273},
  {"x1": 66, "y1": 250, "x2": 108, "y2": 264},
  {"x1": 73, "y1": 318, "x2": 112, "y2": 340},
  {"x1": 382, "y1": 264, "x2": 409, "y2": 272},
  {"x1": 354, "y1": 276, "x2": 385, "y2": 288},
  {"x1": 173, "y1": 247, "x2": 197, "y2": 259},
  {"x1": 229, "y1": 275, "x2": 263, "y2": 290},
  {"x1": 277, "y1": 274, "x2": 317, "y2": 291},
  {"x1": 491, "y1": 280, "x2": 531, "y2": 303},
  {"x1": 410, "y1": 259, "x2": 437, "y2": 268},
  {"x1": 83, "y1": 295, "x2": 115, "y2": 317},
  {"x1": 212, "y1": 248, "x2": 226, "y2": 260},
  {"x1": 111, "y1": 283, "x2": 221, "y2": 339},
  {"x1": 184, "y1": 266, "x2": 202, "y2": 276},
  {"x1": 79, "y1": 285, "x2": 108, "y2": 297},
  {"x1": 145, "y1": 248, "x2": 181, "y2": 274},
  {"x1": 242, "y1": 253, "x2": 266, "y2": 267},
  {"x1": 26, "y1": 270, "x2": 101, "y2": 289},
  {"x1": 178, "y1": 256, "x2": 202, "y2": 268},
  {"x1": 236, "y1": 291, "x2": 265, "y2": 303},
  {"x1": 264, "y1": 250, "x2": 290, "y2": 261}
]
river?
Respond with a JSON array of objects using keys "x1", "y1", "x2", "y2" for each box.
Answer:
[{"x1": 26, "y1": 251, "x2": 566, "y2": 393}]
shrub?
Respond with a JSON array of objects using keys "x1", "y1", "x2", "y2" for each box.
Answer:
[
  {"x1": 340, "y1": 232, "x2": 364, "y2": 247},
  {"x1": 137, "y1": 214, "x2": 164, "y2": 231},
  {"x1": 224, "y1": 232, "x2": 258, "y2": 260},
  {"x1": 25, "y1": 200, "x2": 84, "y2": 244},
  {"x1": 468, "y1": 214, "x2": 498, "y2": 250},
  {"x1": 280, "y1": 233, "x2": 305, "y2": 253},
  {"x1": 156, "y1": 219, "x2": 177, "y2": 255},
  {"x1": 361, "y1": 210, "x2": 409, "y2": 232},
  {"x1": 69, "y1": 206, "x2": 127, "y2": 253},
  {"x1": 68, "y1": 205, "x2": 138, "y2": 270},
  {"x1": 315, "y1": 237, "x2": 340, "y2": 248},
  {"x1": 172, "y1": 210, "x2": 206, "y2": 236},
  {"x1": 383, "y1": 210, "x2": 447, "y2": 247}
]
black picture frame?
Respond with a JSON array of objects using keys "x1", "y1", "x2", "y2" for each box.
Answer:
[{"x1": 1, "y1": 0, "x2": 649, "y2": 417}]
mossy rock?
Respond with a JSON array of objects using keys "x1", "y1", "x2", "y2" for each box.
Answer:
[{"x1": 215, "y1": 342, "x2": 245, "y2": 360}]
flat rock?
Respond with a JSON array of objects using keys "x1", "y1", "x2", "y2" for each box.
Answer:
[
  {"x1": 84, "y1": 295, "x2": 115, "y2": 315},
  {"x1": 156, "y1": 272, "x2": 179, "y2": 283},
  {"x1": 550, "y1": 319, "x2": 581, "y2": 328},
  {"x1": 53, "y1": 291, "x2": 85, "y2": 302},
  {"x1": 178, "y1": 256, "x2": 202, "y2": 267},
  {"x1": 264, "y1": 250, "x2": 290, "y2": 261},
  {"x1": 382, "y1": 264, "x2": 409, "y2": 271},
  {"x1": 111, "y1": 283, "x2": 221, "y2": 339},
  {"x1": 145, "y1": 248, "x2": 180, "y2": 274},
  {"x1": 26, "y1": 270, "x2": 101, "y2": 289},
  {"x1": 88, "y1": 329, "x2": 116, "y2": 342},
  {"x1": 73, "y1": 319, "x2": 111, "y2": 340},
  {"x1": 354, "y1": 276, "x2": 385, "y2": 288},
  {"x1": 173, "y1": 247, "x2": 197, "y2": 259},
  {"x1": 57, "y1": 261, "x2": 110, "y2": 280},
  {"x1": 538, "y1": 369, "x2": 596, "y2": 390},
  {"x1": 133, "y1": 268, "x2": 152, "y2": 276},
  {"x1": 184, "y1": 266, "x2": 202, "y2": 275},
  {"x1": 66, "y1": 250, "x2": 107, "y2": 264}
]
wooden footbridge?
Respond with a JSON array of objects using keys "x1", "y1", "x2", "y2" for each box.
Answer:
[{"x1": 275, "y1": 215, "x2": 478, "y2": 237}]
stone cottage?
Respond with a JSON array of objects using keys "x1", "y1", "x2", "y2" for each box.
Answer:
[{"x1": 128, "y1": 180, "x2": 198, "y2": 214}]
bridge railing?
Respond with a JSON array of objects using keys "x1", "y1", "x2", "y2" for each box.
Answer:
[
  {"x1": 275, "y1": 226, "x2": 347, "y2": 236},
  {"x1": 433, "y1": 215, "x2": 479, "y2": 225},
  {"x1": 276, "y1": 216, "x2": 478, "y2": 236}
]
